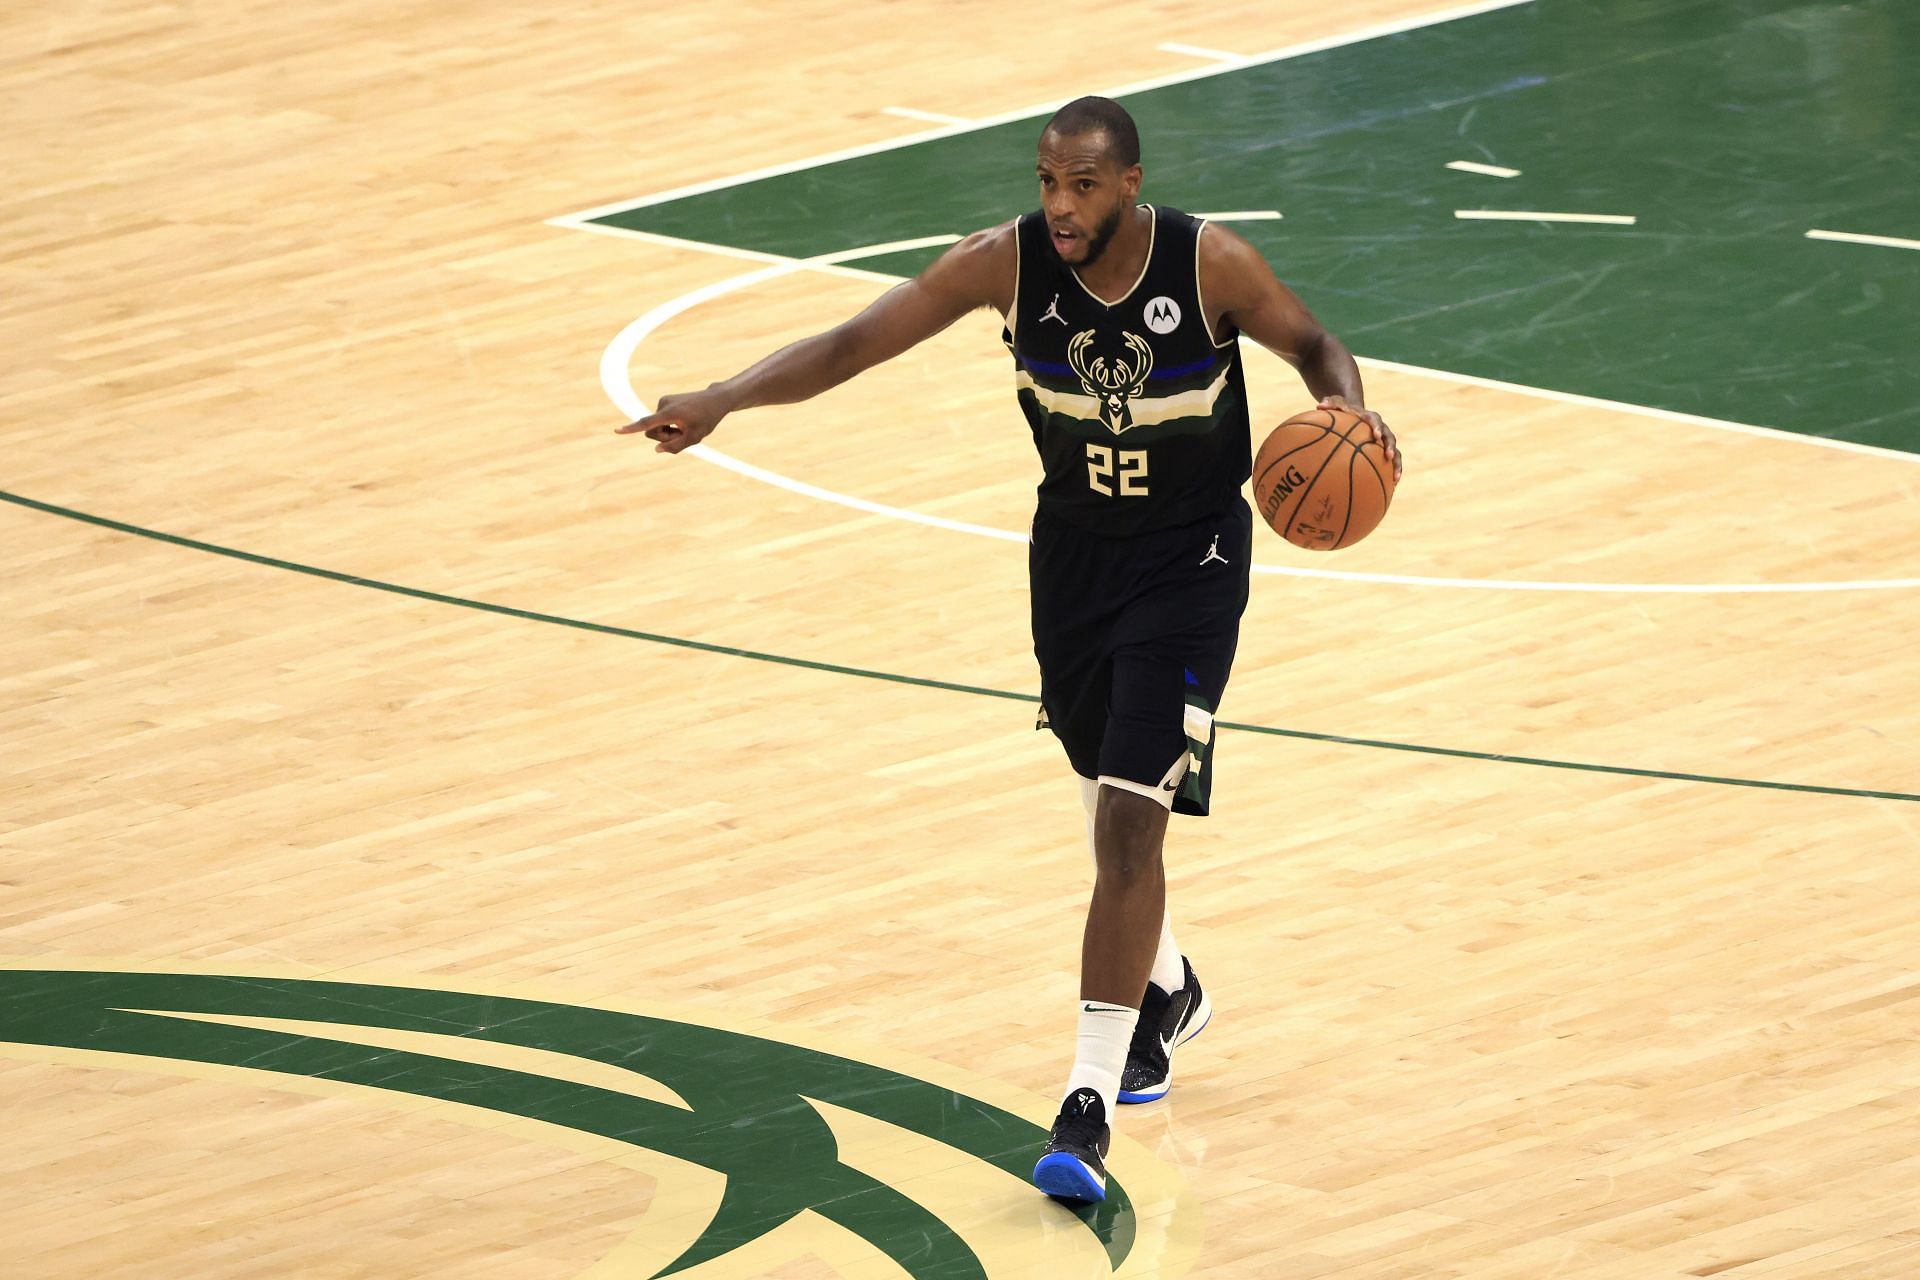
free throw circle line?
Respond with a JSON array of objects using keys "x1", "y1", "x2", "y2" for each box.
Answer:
[
  {"x1": 603, "y1": 241, "x2": 1920, "y2": 594},
  {"x1": 598, "y1": 233, "x2": 1021, "y2": 544}
]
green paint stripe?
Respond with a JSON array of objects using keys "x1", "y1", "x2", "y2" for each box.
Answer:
[
  {"x1": 6, "y1": 488, "x2": 1914, "y2": 805},
  {"x1": 0, "y1": 489, "x2": 1026, "y2": 705},
  {"x1": 1211, "y1": 720, "x2": 1919, "y2": 803},
  {"x1": 1, "y1": 970, "x2": 1098, "y2": 1277}
]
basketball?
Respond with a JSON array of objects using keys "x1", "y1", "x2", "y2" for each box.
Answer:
[{"x1": 1251, "y1": 407, "x2": 1396, "y2": 550}]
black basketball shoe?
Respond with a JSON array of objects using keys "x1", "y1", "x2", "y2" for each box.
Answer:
[
  {"x1": 1117, "y1": 957, "x2": 1212, "y2": 1104},
  {"x1": 1032, "y1": 1087, "x2": 1111, "y2": 1202}
]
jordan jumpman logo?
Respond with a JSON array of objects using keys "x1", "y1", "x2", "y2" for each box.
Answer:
[{"x1": 1199, "y1": 535, "x2": 1228, "y2": 566}]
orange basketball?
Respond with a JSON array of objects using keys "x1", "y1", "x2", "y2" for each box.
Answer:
[{"x1": 1251, "y1": 407, "x2": 1396, "y2": 550}]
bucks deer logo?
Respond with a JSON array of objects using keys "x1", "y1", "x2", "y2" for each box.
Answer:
[
  {"x1": 1068, "y1": 329, "x2": 1154, "y2": 435},
  {"x1": 0, "y1": 969, "x2": 1157, "y2": 1279}
]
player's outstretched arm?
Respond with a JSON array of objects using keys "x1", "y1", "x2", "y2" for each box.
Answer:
[
  {"x1": 619, "y1": 225, "x2": 1016, "y2": 453},
  {"x1": 1200, "y1": 223, "x2": 1401, "y2": 479}
]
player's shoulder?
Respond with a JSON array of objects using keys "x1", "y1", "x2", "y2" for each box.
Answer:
[
  {"x1": 921, "y1": 219, "x2": 1020, "y2": 306},
  {"x1": 946, "y1": 218, "x2": 1021, "y2": 266},
  {"x1": 1195, "y1": 216, "x2": 1280, "y2": 308},
  {"x1": 1193, "y1": 216, "x2": 1264, "y2": 273}
]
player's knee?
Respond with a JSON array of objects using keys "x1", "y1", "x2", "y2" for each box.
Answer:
[
  {"x1": 1091, "y1": 788, "x2": 1168, "y2": 887},
  {"x1": 1095, "y1": 780, "x2": 1173, "y2": 830}
]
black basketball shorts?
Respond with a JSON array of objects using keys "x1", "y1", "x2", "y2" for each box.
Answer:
[{"x1": 1029, "y1": 500, "x2": 1252, "y2": 817}]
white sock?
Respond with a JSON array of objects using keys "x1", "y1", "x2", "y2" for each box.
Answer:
[
  {"x1": 1064, "y1": 1001, "x2": 1136, "y2": 1116},
  {"x1": 1149, "y1": 913, "x2": 1184, "y2": 994},
  {"x1": 1077, "y1": 775, "x2": 1186, "y2": 995},
  {"x1": 1076, "y1": 775, "x2": 1099, "y2": 851}
]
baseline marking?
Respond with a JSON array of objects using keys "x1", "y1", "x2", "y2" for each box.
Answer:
[
  {"x1": 548, "y1": 0, "x2": 1539, "y2": 227},
  {"x1": 602, "y1": 241, "x2": 1920, "y2": 594}
]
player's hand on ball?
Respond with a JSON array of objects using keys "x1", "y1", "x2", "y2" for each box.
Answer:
[
  {"x1": 1317, "y1": 395, "x2": 1400, "y2": 481},
  {"x1": 618, "y1": 389, "x2": 730, "y2": 454}
]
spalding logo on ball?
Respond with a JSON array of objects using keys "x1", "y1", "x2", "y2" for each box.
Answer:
[{"x1": 1252, "y1": 407, "x2": 1396, "y2": 550}]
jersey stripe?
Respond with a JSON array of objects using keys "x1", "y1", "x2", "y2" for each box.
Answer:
[{"x1": 1015, "y1": 363, "x2": 1234, "y2": 430}]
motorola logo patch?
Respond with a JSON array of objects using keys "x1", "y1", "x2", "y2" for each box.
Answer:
[{"x1": 1143, "y1": 296, "x2": 1181, "y2": 334}]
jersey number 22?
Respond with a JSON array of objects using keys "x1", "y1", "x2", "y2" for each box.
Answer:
[{"x1": 1086, "y1": 444, "x2": 1148, "y2": 497}]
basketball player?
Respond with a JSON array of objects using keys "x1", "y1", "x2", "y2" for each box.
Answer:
[{"x1": 621, "y1": 97, "x2": 1399, "y2": 1202}]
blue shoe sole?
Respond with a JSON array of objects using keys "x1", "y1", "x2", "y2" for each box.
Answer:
[
  {"x1": 1033, "y1": 1152, "x2": 1106, "y2": 1202},
  {"x1": 1116, "y1": 1001, "x2": 1213, "y2": 1105}
]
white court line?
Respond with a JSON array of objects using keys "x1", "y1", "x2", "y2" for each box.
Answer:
[
  {"x1": 603, "y1": 240, "x2": 1920, "y2": 594},
  {"x1": 600, "y1": 234, "x2": 1019, "y2": 547},
  {"x1": 549, "y1": 0, "x2": 1538, "y2": 228},
  {"x1": 1807, "y1": 228, "x2": 1920, "y2": 253},
  {"x1": 1197, "y1": 210, "x2": 1284, "y2": 221},
  {"x1": 1456, "y1": 209, "x2": 1636, "y2": 225},
  {"x1": 1352, "y1": 356, "x2": 1920, "y2": 466},
  {"x1": 883, "y1": 106, "x2": 970, "y2": 126},
  {"x1": 1157, "y1": 41, "x2": 1246, "y2": 63},
  {"x1": 598, "y1": 233, "x2": 961, "y2": 398},
  {"x1": 1447, "y1": 160, "x2": 1521, "y2": 178},
  {"x1": 592, "y1": 226, "x2": 1920, "y2": 468},
  {"x1": 562, "y1": 221, "x2": 901, "y2": 284}
]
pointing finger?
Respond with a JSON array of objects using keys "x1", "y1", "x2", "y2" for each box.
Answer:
[{"x1": 617, "y1": 409, "x2": 670, "y2": 435}]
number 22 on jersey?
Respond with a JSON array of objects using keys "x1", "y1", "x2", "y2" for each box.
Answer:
[{"x1": 1086, "y1": 444, "x2": 1149, "y2": 497}]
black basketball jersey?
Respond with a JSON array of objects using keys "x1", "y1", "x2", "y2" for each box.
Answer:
[{"x1": 1003, "y1": 204, "x2": 1251, "y2": 537}]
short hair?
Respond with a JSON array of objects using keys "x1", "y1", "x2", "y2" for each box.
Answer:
[{"x1": 1041, "y1": 96, "x2": 1140, "y2": 168}]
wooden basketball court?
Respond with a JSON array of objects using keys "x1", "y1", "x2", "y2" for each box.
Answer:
[{"x1": 5, "y1": 0, "x2": 1918, "y2": 1276}]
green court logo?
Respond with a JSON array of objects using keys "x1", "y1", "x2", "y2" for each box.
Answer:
[{"x1": 0, "y1": 970, "x2": 1143, "y2": 1278}]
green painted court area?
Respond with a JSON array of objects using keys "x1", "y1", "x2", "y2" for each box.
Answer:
[
  {"x1": 597, "y1": 0, "x2": 1919, "y2": 452},
  {"x1": 0, "y1": 970, "x2": 1136, "y2": 1278}
]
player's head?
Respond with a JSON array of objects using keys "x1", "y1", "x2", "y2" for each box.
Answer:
[{"x1": 1036, "y1": 96, "x2": 1142, "y2": 268}]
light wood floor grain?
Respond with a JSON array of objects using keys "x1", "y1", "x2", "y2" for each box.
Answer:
[{"x1": 5, "y1": 0, "x2": 1918, "y2": 1276}]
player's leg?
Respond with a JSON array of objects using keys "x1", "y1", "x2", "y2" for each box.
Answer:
[
  {"x1": 1093, "y1": 653, "x2": 1213, "y2": 1111},
  {"x1": 1113, "y1": 688, "x2": 1215, "y2": 1105},
  {"x1": 1034, "y1": 654, "x2": 1190, "y2": 1202},
  {"x1": 1102, "y1": 505, "x2": 1249, "y2": 1107},
  {"x1": 1035, "y1": 776, "x2": 1173, "y2": 1203},
  {"x1": 1076, "y1": 778, "x2": 1202, "y2": 1106},
  {"x1": 1081, "y1": 782, "x2": 1171, "y2": 1004},
  {"x1": 1076, "y1": 777, "x2": 1185, "y2": 998},
  {"x1": 1028, "y1": 508, "x2": 1241, "y2": 1198},
  {"x1": 1029, "y1": 516, "x2": 1141, "y2": 1201}
]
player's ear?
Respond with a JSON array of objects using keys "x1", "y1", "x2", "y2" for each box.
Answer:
[{"x1": 1123, "y1": 164, "x2": 1142, "y2": 201}]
